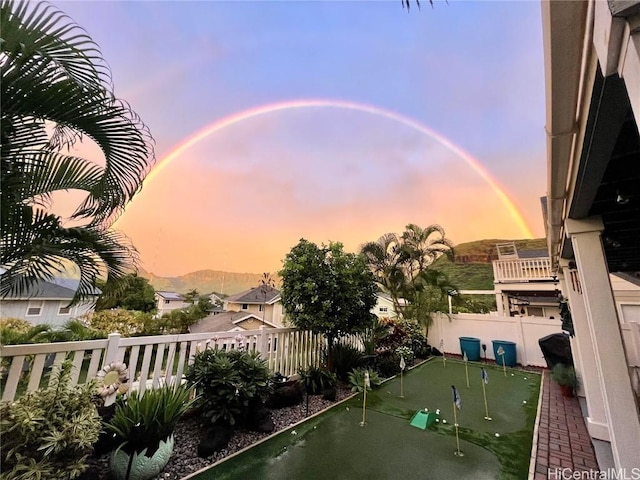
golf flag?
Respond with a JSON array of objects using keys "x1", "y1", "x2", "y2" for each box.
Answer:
[
  {"x1": 452, "y1": 385, "x2": 462, "y2": 410},
  {"x1": 463, "y1": 351, "x2": 468, "y2": 362},
  {"x1": 364, "y1": 371, "x2": 370, "y2": 389},
  {"x1": 481, "y1": 368, "x2": 489, "y2": 385},
  {"x1": 400, "y1": 356, "x2": 406, "y2": 371}
]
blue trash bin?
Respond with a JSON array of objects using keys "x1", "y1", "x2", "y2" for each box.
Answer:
[
  {"x1": 492, "y1": 340, "x2": 517, "y2": 367},
  {"x1": 459, "y1": 337, "x2": 481, "y2": 361}
]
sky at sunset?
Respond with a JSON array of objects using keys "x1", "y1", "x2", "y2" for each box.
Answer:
[{"x1": 53, "y1": 0, "x2": 547, "y2": 276}]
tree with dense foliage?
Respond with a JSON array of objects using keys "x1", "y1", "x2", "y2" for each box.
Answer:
[
  {"x1": 279, "y1": 239, "x2": 377, "y2": 370},
  {"x1": 0, "y1": 0, "x2": 154, "y2": 304},
  {"x1": 95, "y1": 273, "x2": 156, "y2": 312},
  {"x1": 84, "y1": 308, "x2": 151, "y2": 337}
]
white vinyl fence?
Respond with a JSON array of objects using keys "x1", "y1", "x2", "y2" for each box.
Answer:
[
  {"x1": 0, "y1": 327, "x2": 331, "y2": 403},
  {"x1": 428, "y1": 313, "x2": 564, "y2": 367}
]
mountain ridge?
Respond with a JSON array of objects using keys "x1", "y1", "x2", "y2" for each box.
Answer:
[{"x1": 139, "y1": 238, "x2": 547, "y2": 294}]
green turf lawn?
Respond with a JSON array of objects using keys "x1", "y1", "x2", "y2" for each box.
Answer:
[{"x1": 191, "y1": 359, "x2": 541, "y2": 480}]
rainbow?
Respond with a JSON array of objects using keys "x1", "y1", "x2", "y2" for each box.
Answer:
[{"x1": 133, "y1": 99, "x2": 533, "y2": 237}]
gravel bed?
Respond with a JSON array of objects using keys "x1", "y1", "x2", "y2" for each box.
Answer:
[{"x1": 82, "y1": 387, "x2": 353, "y2": 480}]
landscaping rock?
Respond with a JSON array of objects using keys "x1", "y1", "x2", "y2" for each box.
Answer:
[
  {"x1": 266, "y1": 385, "x2": 303, "y2": 409},
  {"x1": 197, "y1": 424, "x2": 233, "y2": 458}
]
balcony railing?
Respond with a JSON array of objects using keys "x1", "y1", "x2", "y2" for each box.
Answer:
[{"x1": 493, "y1": 257, "x2": 553, "y2": 283}]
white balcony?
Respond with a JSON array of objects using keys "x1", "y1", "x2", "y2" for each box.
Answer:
[{"x1": 493, "y1": 257, "x2": 554, "y2": 283}]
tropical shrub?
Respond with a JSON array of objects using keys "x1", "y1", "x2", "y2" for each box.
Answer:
[
  {"x1": 0, "y1": 319, "x2": 104, "y2": 345},
  {"x1": 83, "y1": 309, "x2": 151, "y2": 337},
  {"x1": 185, "y1": 348, "x2": 272, "y2": 426},
  {"x1": 376, "y1": 317, "x2": 428, "y2": 357},
  {"x1": 376, "y1": 354, "x2": 402, "y2": 378},
  {"x1": 0, "y1": 361, "x2": 101, "y2": 480},
  {"x1": 297, "y1": 366, "x2": 337, "y2": 395},
  {"x1": 348, "y1": 368, "x2": 381, "y2": 393},
  {"x1": 106, "y1": 384, "x2": 195, "y2": 456},
  {"x1": 359, "y1": 316, "x2": 390, "y2": 355},
  {"x1": 329, "y1": 342, "x2": 364, "y2": 381},
  {"x1": 0, "y1": 322, "x2": 50, "y2": 345},
  {"x1": 551, "y1": 363, "x2": 579, "y2": 389},
  {"x1": 0, "y1": 317, "x2": 30, "y2": 332}
]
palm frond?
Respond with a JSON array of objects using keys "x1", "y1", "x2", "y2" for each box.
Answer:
[{"x1": 1, "y1": 0, "x2": 154, "y2": 300}]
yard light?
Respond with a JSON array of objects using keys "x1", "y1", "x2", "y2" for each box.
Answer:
[{"x1": 447, "y1": 289, "x2": 458, "y2": 314}]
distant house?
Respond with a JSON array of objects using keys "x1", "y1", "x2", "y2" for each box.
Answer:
[
  {"x1": 154, "y1": 291, "x2": 186, "y2": 316},
  {"x1": 0, "y1": 278, "x2": 99, "y2": 327},
  {"x1": 223, "y1": 286, "x2": 285, "y2": 326},
  {"x1": 372, "y1": 293, "x2": 406, "y2": 319},
  {"x1": 208, "y1": 293, "x2": 224, "y2": 306},
  {"x1": 189, "y1": 311, "x2": 280, "y2": 333}
]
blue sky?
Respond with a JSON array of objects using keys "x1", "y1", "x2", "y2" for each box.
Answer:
[{"x1": 54, "y1": 0, "x2": 547, "y2": 275}]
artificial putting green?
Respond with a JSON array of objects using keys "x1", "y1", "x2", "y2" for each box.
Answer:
[{"x1": 190, "y1": 359, "x2": 541, "y2": 480}]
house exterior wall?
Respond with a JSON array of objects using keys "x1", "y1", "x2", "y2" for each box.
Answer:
[
  {"x1": 372, "y1": 296, "x2": 398, "y2": 318},
  {"x1": 225, "y1": 301, "x2": 285, "y2": 326},
  {"x1": 0, "y1": 299, "x2": 95, "y2": 327},
  {"x1": 155, "y1": 298, "x2": 186, "y2": 316}
]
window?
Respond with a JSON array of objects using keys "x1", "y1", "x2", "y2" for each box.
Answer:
[
  {"x1": 259, "y1": 305, "x2": 263, "y2": 312},
  {"x1": 242, "y1": 303, "x2": 248, "y2": 310},
  {"x1": 379, "y1": 307, "x2": 388, "y2": 313},
  {"x1": 164, "y1": 299, "x2": 170, "y2": 304},
  {"x1": 26, "y1": 300, "x2": 44, "y2": 316},
  {"x1": 58, "y1": 302, "x2": 72, "y2": 315}
]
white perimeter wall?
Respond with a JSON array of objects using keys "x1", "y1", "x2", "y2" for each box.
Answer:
[{"x1": 427, "y1": 313, "x2": 564, "y2": 367}]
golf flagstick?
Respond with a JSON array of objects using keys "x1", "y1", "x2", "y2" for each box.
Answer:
[
  {"x1": 451, "y1": 385, "x2": 463, "y2": 456},
  {"x1": 463, "y1": 351, "x2": 469, "y2": 388},
  {"x1": 497, "y1": 345, "x2": 506, "y2": 376},
  {"x1": 481, "y1": 368, "x2": 492, "y2": 421},
  {"x1": 360, "y1": 371, "x2": 370, "y2": 426},
  {"x1": 440, "y1": 339, "x2": 446, "y2": 368},
  {"x1": 400, "y1": 355, "x2": 406, "y2": 398}
]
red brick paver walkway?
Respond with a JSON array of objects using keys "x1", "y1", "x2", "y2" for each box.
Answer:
[{"x1": 533, "y1": 370, "x2": 600, "y2": 479}]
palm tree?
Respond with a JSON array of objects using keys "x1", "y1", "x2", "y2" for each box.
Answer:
[
  {"x1": 1, "y1": 1, "x2": 154, "y2": 303},
  {"x1": 400, "y1": 223, "x2": 454, "y2": 287},
  {"x1": 360, "y1": 232, "x2": 406, "y2": 316},
  {"x1": 403, "y1": 269, "x2": 458, "y2": 337}
]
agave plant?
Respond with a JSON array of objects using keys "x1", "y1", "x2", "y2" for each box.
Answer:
[
  {"x1": 106, "y1": 384, "x2": 196, "y2": 456},
  {"x1": 0, "y1": 0, "x2": 154, "y2": 303}
]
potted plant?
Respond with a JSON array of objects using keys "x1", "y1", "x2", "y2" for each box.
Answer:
[
  {"x1": 106, "y1": 383, "x2": 195, "y2": 480},
  {"x1": 551, "y1": 363, "x2": 579, "y2": 397}
]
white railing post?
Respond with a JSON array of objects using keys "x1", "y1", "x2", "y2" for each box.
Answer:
[
  {"x1": 103, "y1": 333, "x2": 122, "y2": 367},
  {"x1": 258, "y1": 326, "x2": 269, "y2": 358}
]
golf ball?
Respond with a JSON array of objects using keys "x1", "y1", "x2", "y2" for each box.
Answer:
[
  {"x1": 523, "y1": 400, "x2": 527, "y2": 404},
  {"x1": 495, "y1": 433, "x2": 500, "y2": 437},
  {"x1": 442, "y1": 420, "x2": 447, "y2": 424}
]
